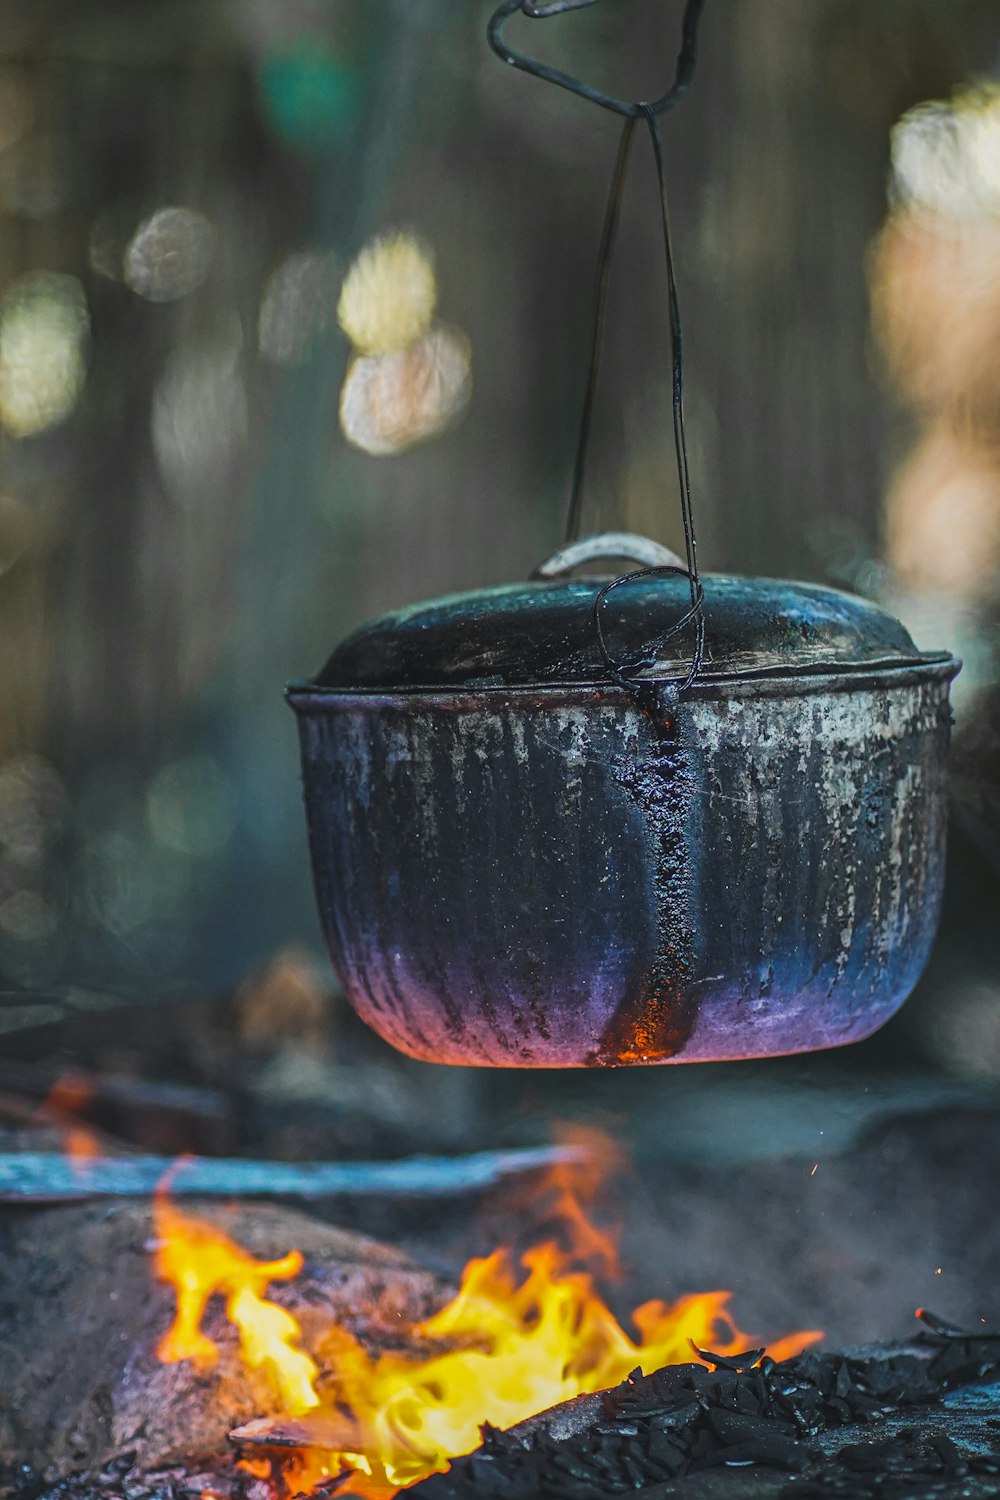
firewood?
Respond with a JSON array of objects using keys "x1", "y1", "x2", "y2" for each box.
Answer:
[{"x1": 0, "y1": 1200, "x2": 454, "y2": 1475}]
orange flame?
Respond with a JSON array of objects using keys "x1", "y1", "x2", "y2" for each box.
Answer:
[
  {"x1": 153, "y1": 1144, "x2": 821, "y2": 1497},
  {"x1": 38, "y1": 1071, "x2": 102, "y2": 1166}
]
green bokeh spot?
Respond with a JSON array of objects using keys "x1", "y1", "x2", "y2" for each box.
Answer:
[{"x1": 259, "y1": 45, "x2": 363, "y2": 152}]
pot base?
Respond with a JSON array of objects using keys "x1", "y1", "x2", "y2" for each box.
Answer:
[{"x1": 291, "y1": 666, "x2": 954, "y2": 1068}]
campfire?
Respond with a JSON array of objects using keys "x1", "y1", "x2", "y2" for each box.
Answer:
[
  {"x1": 152, "y1": 1142, "x2": 819, "y2": 1497},
  {"x1": 4, "y1": 992, "x2": 1000, "y2": 1500}
]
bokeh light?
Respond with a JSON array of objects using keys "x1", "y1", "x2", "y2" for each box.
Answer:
[
  {"x1": 0, "y1": 754, "x2": 66, "y2": 866},
  {"x1": 258, "y1": 44, "x2": 363, "y2": 152},
  {"x1": 873, "y1": 85, "x2": 1000, "y2": 712},
  {"x1": 931, "y1": 982, "x2": 1000, "y2": 1079},
  {"x1": 147, "y1": 756, "x2": 238, "y2": 859},
  {"x1": 869, "y1": 210, "x2": 1000, "y2": 421},
  {"x1": 0, "y1": 271, "x2": 88, "y2": 437},
  {"x1": 84, "y1": 828, "x2": 160, "y2": 938},
  {"x1": 872, "y1": 87, "x2": 1000, "y2": 427},
  {"x1": 151, "y1": 340, "x2": 247, "y2": 506},
  {"x1": 258, "y1": 250, "x2": 341, "y2": 365},
  {"x1": 124, "y1": 206, "x2": 216, "y2": 303},
  {"x1": 891, "y1": 89, "x2": 1000, "y2": 220},
  {"x1": 338, "y1": 232, "x2": 437, "y2": 356},
  {"x1": 884, "y1": 427, "x2": 1000, "y2": 602},
  {"x1": 339, "y1": 325, "x2": 472, "y2": 456}
]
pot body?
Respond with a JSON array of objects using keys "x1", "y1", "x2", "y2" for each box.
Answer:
[{"x1": 290, "y1": 662, "x2": 955, "y2": 1067}]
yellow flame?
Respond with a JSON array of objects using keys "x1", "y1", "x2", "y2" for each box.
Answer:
[
  {"x1": 153, "y1": 1193, "x2": 320, "y2": 1413},
  {"x1": 153, "y1": 1149, "x2": 820, "y2": 1497},
  {"x1": 287, "y1": 1243, "x2": 820, "y2": 1495}
]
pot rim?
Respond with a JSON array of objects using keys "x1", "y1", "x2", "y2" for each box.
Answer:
[{"x1": 286, "y1": 651, "x2": 960, "y2": 712}]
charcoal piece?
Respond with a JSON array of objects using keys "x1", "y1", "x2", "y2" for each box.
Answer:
[
  {"x1": 927, "y1": 1344, "x2": 975, "y2": 1383},
  {"x1": 917, "y1": 1310, "x2": 975, "y2": 1338},
  {"x1": 758, "y1": 1435, "x2": 814, "y2": 1471},
  {"x1": 751, "y1": 1372, "x2": 771, "y2": 1403},
  {"x1": 467, "y1": 1451, "x2": 503, "y2": 1487},
  {"x1": 636, "y1": 1452, "x2": 679, "y2": 1484},
  {"x1": 542, "y1": 1478, "x2": 602, "y2": 1500},
  {"x1": 926, "y1": 1432, "x2": 968, "y2": 1472},
  {"x1": 648, "y1": 1401, "x2": 701, "y2": 1434},
  {"x1": 617, "y1": 1450, "x2": 646, "y2": 1488},
  {"x1": 547, "y1": 1449, "x2": 603, "y2": 1486},
  {"x1": 587, "y1": 1442, "x2": 621, "y2": 1479},
  {"x1": 690, "y1": 1344, "x2": 766, "y2": 1372},
  {"x1": 646, "y1": 1425, "x2": 689, "y2": 1472},
  {"x1": 841, "y1": 1392, "x2": 884, "y2": 1419},
  {"x1": 702, "y1": 1372, "x2": 754, "y2": 1407},
  {"x1": 707, "y1": 1435, "x2": 811, "y2": 1472},
  {"x1": 834, "y1": 1439, "x2": 912, "y2": 1472},
  {"x1": 707, "y1": 1409, "x2": 799, "y2": 1445},
  {"x1": 410, "y1": 1319, "x2": 1000, "y2": 1500},
  {"x1": 790, "y1": 1354, "x2": 830, "y2": 1387},
  {"x1": 735, "y1": 1383, "x2": 769, "y2": 1415}
]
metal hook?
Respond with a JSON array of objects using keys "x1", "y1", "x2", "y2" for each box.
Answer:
[
  {"x1": 489, "y1": 0, "x2": 710, "y2": 704},
  {"x1": 593, "y1": 564, "x2": 705, "y2": 721},
  {"x1": 487, "y1": 0, "x2": 707, "y2": 121}
]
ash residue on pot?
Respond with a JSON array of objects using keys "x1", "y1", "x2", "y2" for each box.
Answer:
[
  {"x1": 296, "y1": 696, "x2": 660, "y2": 1067},
  {"x1": 681, "y1": 676, "x2": 952, "y2": 1061}
]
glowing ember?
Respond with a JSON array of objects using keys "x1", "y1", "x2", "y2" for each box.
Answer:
[{"x1": 153, "y1": 1149, "x2": 821, "y2": 1497}]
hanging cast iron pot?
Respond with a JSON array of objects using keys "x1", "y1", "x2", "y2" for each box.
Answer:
[
  {"x1": 286, "y1": 531, "x2": 959, "y2": 1067},
  {"x1": 287, "y1": 0, "x2": 959, "y2": 1067}
]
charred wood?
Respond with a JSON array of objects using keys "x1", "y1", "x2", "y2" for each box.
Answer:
[{"x1": 407, "y1": 1323, "x2": 1000, "y2": 1500}]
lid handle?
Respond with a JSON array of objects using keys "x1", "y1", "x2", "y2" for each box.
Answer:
[{"x1": 531, "y1": 531, "x2": 686, "y2": 580}]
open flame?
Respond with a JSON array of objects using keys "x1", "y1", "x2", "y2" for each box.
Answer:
[
  {"x1": 153, "y1": 1142, "x2": 821, "y2": 1497},
  {"x1": 38, "y1": 1071, "x2": 102, "y2": 1167},
  {"x1": 154, "y1": 1191, "x2": 321, "y2": 1415}
]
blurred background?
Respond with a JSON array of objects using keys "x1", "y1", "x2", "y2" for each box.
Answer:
[{"x1": 1, "y1": 0, "x2": 1000, "y2": 1132}]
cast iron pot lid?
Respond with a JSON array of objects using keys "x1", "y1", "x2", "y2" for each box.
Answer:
[{"x1": 298, "y1": 532, "x2": 955, "y2": 694}]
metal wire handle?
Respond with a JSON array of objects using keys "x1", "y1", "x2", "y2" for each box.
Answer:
[
  {"x1": 487, "y1": 0, "x2": 706, "y2": 120},
  {"x1": 594, "y1": 565, "x2": 706, "y2": 716},
  {"x1": 488, "y1": 0, "x2": 709, "y2": 704}
]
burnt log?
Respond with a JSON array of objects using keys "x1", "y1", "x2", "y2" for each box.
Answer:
[{"x1": 0, "y1": 1200, "x2": 453, "y2": 1475}]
